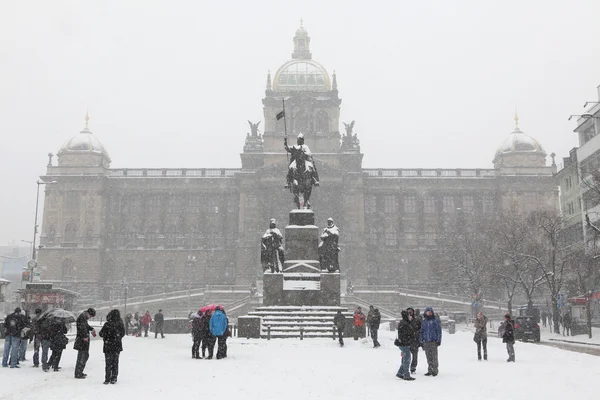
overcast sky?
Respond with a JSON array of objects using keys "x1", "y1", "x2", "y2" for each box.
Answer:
[{"x1": 1, "y1": 0, "x2": 599, "y2": 246}]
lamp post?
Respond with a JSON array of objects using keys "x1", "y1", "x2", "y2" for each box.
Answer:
[
  {"x1": 585, "y1": 289, "x2": 593, "y2": 339},
  {"x1": 29, "y1": 180, "x2": 57, "y2": 282}
]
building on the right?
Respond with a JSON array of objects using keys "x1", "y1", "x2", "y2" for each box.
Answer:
[{"x1": 573, "y1": 85, "x2": 600, "y2": 244}]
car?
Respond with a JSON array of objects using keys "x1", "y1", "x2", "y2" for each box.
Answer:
[{"x1": 514, "y1": 316, "x2": 540, "y2": 342}]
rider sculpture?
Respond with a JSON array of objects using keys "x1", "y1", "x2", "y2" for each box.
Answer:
[
  {"x1": 261, "y1": 219, "x2": 285, "y2": 273},
  {"x1": 284, "y1": 133, "x2": 320, "y2": 209},
  {"x1": 318, "y1": 217, "x2": 340, "y2": 272}
]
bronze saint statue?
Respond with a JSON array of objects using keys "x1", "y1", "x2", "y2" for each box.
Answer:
[
  {"x1": 284, "y1": 133, "x2": 320, "y2": 209},
  {"x1": 319, "y1": 217, "x2": 340, "y2": 272},
  {"x1": 261, "y1": 219, "x2": 285, "y2": 273}
]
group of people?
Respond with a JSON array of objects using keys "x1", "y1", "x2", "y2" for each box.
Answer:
[
  {"x1": 190, "y1": 306, "x2": 231, "y2": 360},
  {"x1": 123, "y1": 310, "x2": 165, "y2": 338}
]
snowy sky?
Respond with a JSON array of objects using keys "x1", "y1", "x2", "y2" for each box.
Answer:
[{"x1": 1, "y1": 0, "x2": 599, "y2": 246}]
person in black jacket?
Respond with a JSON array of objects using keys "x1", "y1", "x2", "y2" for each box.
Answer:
[
  {"x1": 367, "y1": 306, "x2": 381, "y2": 348},
  {"x1": 333, "y1": 310, "x2": 346, "y2": 346},
  {"x1": 191, "y1": 311, "x2": 203, "y2": 359},
  {"x1": 396, "y1": 310, "x2": 415, "y2": 381},
  {"x1": 74, "y1": 308, "x2": 96, "y2": 379},
  {"x1": 406, "y1": 307, "x2": 421, "y2": 374},
  {"x1": 200, "y1": 310, "x2": 214, "y2": 359},
  {"x1": 2, "y1": 308, "x2": 24, "y2": 368},
  {"x1": 502, "y1": 313, "x2": 515, "y2": 362},
  {"x1": 154, "y1": 309, "x2": 165, "y2": 339},
  {"x1": 99, "y1": 309, "x2": 125, "y2": 384},
  {"x1": 48, "y1": 320, "x2": 68, "y2": 372}
]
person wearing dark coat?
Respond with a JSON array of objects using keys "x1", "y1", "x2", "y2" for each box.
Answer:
[
  {"x1": 366, "y1": 306, "x2": 381, "y2": 348},
  {"x1": 154, "y1": 309, "x2": 165, "y2": 339},
  {"x1": 502, "y1": 313, "x2": 515, "y2": 362},
  {"x1": 333, "y1": 310, "x2": 346, "y2": 346},
  {"x1": 396, "y1": 310, "x2": 415, "y2": 381},
  {"x1": 48, "y1": 320, "x2": 68, "y2": 371},
  {"x1": 562, "y1": 311, "x2": 572, "y2": 336},
  {"x1": 406, "y1": 307, "x2": 421, "y2": 374},
  {"x1": 474, "y1": 312, "x2": 488, "y2": 361},
  {"x1": 74, "y1": 308, "x2": 96, "y2": 379},
  {"x1": 2, "y1": 308, "x2": 24, "y2": 368},
  {"x1": 18, "y1": 310, "x2": 31, "y2": 362},
  {"x1": 99, "y1": 309, "x2": 125, "y2": 384},
  {"x1": 420, "y1": 307, "x2": 442, "y2": 376},
  {"x1": 191, "y1": 311, "x2": 203, "y2": 359},
  {"x1": 31, "y1": 308, "x2": 43, "y2": 367},
  {"x1": 200, "y1": 310, "x2": 214, "y2": 359}
]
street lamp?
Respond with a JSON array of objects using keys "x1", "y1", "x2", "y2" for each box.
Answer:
[
  {"x1": 568, "y1": 113, "x2": 600, "y2": 121},
  {"x1": 29, "y1": 180, "x2": 58, "y2": 282}
]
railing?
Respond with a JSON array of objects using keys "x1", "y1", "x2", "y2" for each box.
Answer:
[
  {"x1": 109, "y1": 168, "x2": 241, "y2": 178},
  {"x1": 363, "y1": 169, "x2": 495, "y2": 178}
]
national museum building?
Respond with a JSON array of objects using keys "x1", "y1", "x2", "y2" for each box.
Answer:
[{"x1": 37, "y1": 25, "x2": 558, "y2": 303}]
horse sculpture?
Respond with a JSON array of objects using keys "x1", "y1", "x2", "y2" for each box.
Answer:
[{"x1": 284, "y1": 134, "x2": 319, "y2": 209}]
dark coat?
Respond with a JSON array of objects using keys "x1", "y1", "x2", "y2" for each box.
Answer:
[
  {"x1": 200, "y1": 313, "x2": 213, "y2": 339},
  {"x1": 502, "y1": 319, "x2": 515, "y2": 344},
  {"x1": 420, "y1": 307, "x2": 442, "y2": 345},
  {"x1": 408, "y1": 316, "x2": 422, "y2": 347},
  {"x1": 367, "y1": 308, "x2": 381, "y2": 330},
  {"x1": 49, "y1": 322, "x2": 68, "y2": 351},
  {"x1": 191, "y1": 316, "x2": 203, "y2": 340},
  {"x1": 333, "y1": 312, "x2": 346, "y2": 331},
  {"x1": 99, "y1": 312, "x2": 125, "y2": 353},
  {"x1": 74, "y1": 312, "x2": 94, "y2": 351},
  {"x1": 397, "y1": 311, "x2": 414, "y2": 347},
  {"x1": 3, "y1": 312, "x2": 24, "y2": 337},
  {"x1": 154, "y1": 312, "x2": 165, "y2": 326}
]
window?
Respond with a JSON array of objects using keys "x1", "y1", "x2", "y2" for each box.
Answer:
[
  {"x1": 62, "y1": 259, "x2": 74, "y2": 280},
  {"x1": 384, "y1": 195, "x2": 398, "y2": 214},
  {"x1": 164, "y1": 260, "x2": 175, "y2": 281},
  {"x1": 567, "y1": 202, "x2": 574, "y2": 215},
  {"x1": 404, "y1": 224, "x2": 417, "y2": 246},
  {"x1": 442, "y1": 196, "x2": 455, "y2": 214},
  {"x1": 385, "y1": 225, "x2": 397, "y2": 247},
  {"x1": 424, "y1": 226, "x2": 437, "y2": 245},
  {"x1": 565, "y1": 177, "x2": 573, "y2": 191},
  {"x1": 367, "y1": 228, "x2": 378, "y2": 246},
  {"x1": 146, "y1": 195, "x2": 160, "y2": 215},
  {"x1": 424, "y1": 195, "x2": 436, "y2": 214},
  {"x1": 143, "y1": 260, "x2": 156, "y2": 282},
  {"x1": 482, "y1": 195, "x2": 494, "y2": 214},
  {"x1": 146, "y1": 226, "x2": 159, "y2": 247},
  {"x1": 462, "y1": 196, "x2": 474, "y2": 213},
  {"x1": 404, "y1": 195, "x2": 416, "y2": 214},
  {"x1": 365, "y1": 195, "x2": 376, "y2": 214},
  {"x1": 64, "y1": 222, "x2": 77, "y2": 242},
  {"x1": 125, "y1": 259, "x2": 135, "y2": 280},
  {"x1": 189, "y1": 195, "x2": 201, "y2": 214},
  {"x1": 315, "y1": 111, "x2": 328, "y2": 135}
]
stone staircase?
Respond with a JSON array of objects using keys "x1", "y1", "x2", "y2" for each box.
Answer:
[{"x1": 247, "y1": 305, "x2": 353, "y2": 339}]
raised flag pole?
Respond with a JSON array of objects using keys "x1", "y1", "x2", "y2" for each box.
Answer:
[{"x1": 282, "y1": 98, "x2": 288, "y2": 165}]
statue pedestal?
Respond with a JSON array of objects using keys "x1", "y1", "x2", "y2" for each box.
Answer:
[{"x1": 262, "y1": 209, "x2": 340, "y2": 307}]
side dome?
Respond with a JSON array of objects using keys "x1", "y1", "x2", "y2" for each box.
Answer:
[
  {"x1": 273, "y1": 59, "x2": 331, "y2": 92},
  {"x1": 493, "y1": 119, "x2": 546, "y2": 168},
  {"x1": 57, "y1": 118, "x2": 111, "y2": 167}
]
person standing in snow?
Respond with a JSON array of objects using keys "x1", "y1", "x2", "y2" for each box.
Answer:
[
  {"x1": 473, "y1": 312, "x2": 488, "y2": 361},
  {"x1": 406, "y1": 308, "x2": 421, "y2": 374},
  {"x1": 420, "y1": 307, "x2": 442, "y2": 376},
  {"x1": 502, "y1": 313, "x2": 515, "y2": 362},
  {"x1": 367, "y1": 305, "x2": 381, "y2": 348},
  {"x1": 209, "y1": 306, "x2": 228, "y2": 360},
  {"x1": 141, "y1": 311, "x2": 152, "y2": 337},
  {"x1": 48, "y1": 320, "x2": 68, "y2": 372},
  {"x1": 353, "y1": 307, "x2": 366, "y2": 340},
  {"x1": 74, "y1": 307, "x2": 96, "y2": 379},
  {"x1": 201, "y1": 309, "x2": 214, "y2": 359},
  {"x1": 333, "y1": 310, "x2": 346, "y2": 346},
  {"x1": 18, "y1": 310, "x2": 31, "y2": 363},
  {"x1": 396, "y1": 310, "x2": 415, "y2": 381},
  {"x1": 2, "y1": 307, "x2": 24, "y2": 368},
  {"x1": 191, "y1": 310, "x2": 203, "y2": 359},
  {"x1": 99, "y1": 309, "x2": 125, "y2": 384},
  {"x1": 154, "y1": 309, "x2": 165, "y2": 339}
]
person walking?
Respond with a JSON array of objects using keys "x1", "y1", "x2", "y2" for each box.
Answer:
[
  {"x1": 74, "y1": 308, "x2": 96, "y2": 379},
  {"x1": 99, "y1": 309, "x2": 125, "y2": 384},
  {"x1": 48, "y1": 320, "x2": 68, "y2": 372},
  {"x1": 353, "y1": 307, "x2": 366, "y2": 340},
  {"x1": 396, "y1": 310, "x2": 416, "y2": 381},
  {"x1": 367, "y1": 305, "x2": 381, "y2": 348},
  {"x1": 420, "y1": 307, "x2": 442, "y2": 377},
  {"x1": 18, "y1": 310, "x2": 31, "y2": 363},
  {"x1": 191, "y1": 310, "x2": 203, "y2": 359},
  {"x1": 333, "y1": 310, "x2": 346, "y2": 347},
  {"x1": 154, "y1": 309, "x2": 165, "y2": 339},
  {"x1": 31, "y1": 308, "x2": 43, "y2": 368},
  {"x1": 406, "y1": 308, "x2": 421, "y2": 374},
  {"x1": 141, "y1": 311, "x2": 152, "y2": 337},
  {"x1": 2, "y1": 307, "x2": 24, "y2": 368},
  {"x1": 209, "y1": 306, "x2": 228, "y2": 360},
  {"x1": 562, "y1": 311, "x2": 572, "y2": 336},
  {"x1": 473, "y1": 312, "x2": 488, "y2": 361},
  {"x1": 502, "y1": 313, "x2": 516, "y2": 362}
]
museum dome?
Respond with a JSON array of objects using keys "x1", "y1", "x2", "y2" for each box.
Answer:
[
  {"x1": 493, "y1": 115, "x2": 546, "y2": 168},
  {"x1": 57, "y1": 115, "x2": 111, "y2": 163}
]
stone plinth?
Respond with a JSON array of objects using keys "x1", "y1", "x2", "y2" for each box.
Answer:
[
  {"x1": 263, "y1": 272, "x2": 340, "y2": 306},
  {"x1": 238, "y1": 316, "x2": 261, "y2": 338},
  {"x1": 289, "y1": 209, "x2": 315, "y2": 226},
  {"x1": 284, "y1": 225, "x2": 319, "y2": 262},
  {"x1": 320, "y1": 272, "x2": 341, "y2": 306}
]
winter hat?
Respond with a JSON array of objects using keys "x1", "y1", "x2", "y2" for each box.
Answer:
[
  {"x1": 504, "y1": 313, "x2": 511, "y2": 319},
  {"x1": 87, "y1": 308, "x2": 96, "y2": 317},
  {"x1": 35, "y1": 308, "x2": 42, "y2": 314},
  {"x1": 14, "y1": 307, "x2": 21, "y2": 314}
]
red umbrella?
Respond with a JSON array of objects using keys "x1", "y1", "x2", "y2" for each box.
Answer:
[{"x1": 200, "y1": 304, "x2": 223, "y2": 313}]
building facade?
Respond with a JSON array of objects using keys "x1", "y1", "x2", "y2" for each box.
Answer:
[{"x1": 37, "y1": 25, "x2": 559, "y2": 304}]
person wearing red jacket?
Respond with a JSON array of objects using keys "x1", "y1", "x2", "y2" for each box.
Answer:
[
  {"x1": 353, "y1": 307, "x2": 366, "y2": 340},
  {"x1": 141, "y1": 311, "x2": 152, "y2": 338}
]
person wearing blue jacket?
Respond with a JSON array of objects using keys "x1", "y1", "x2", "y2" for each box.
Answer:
[
  {"x1": 209, "y1": 307, "x2": 228, "y2": 360},
  {"x1": 420, "y1": 307, "x2": 441, "y2": 376}
]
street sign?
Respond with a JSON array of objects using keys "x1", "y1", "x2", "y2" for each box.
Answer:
[{"x1": 27, "y1": 260, "x2": 37, "y2": 269}]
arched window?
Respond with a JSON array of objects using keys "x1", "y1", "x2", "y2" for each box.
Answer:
[
  {"x1": 62, "y1": 259, "x2": 74, "y2": 280},
  {"x1": 315, "y1": 111, "x2": 328, "y2": 135},
  {"x1": 64, "y1": 222, "x2": 77, "y2": 242},
  {"x1": 385, "y1": 225, "x2": 397, "y2": 247}
]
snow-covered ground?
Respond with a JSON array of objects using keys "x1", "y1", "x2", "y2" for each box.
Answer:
[{"x1": 1, "y1": 328, "x2": 597, "y2": 400}]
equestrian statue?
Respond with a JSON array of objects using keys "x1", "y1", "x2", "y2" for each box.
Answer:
[{"x1": 284, "y1": 133, "x2": 320, "y2": 209}]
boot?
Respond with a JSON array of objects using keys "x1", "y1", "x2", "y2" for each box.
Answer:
[{"x1": 484, "y1": 353, "x2": 487, "y2": 361}]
